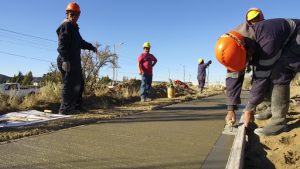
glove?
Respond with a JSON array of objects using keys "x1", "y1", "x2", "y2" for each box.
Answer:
[
  {"x1": 208, "y1": 60, "x2": 212, "y2": 64},
  {"x1": 62, "y1": 61, "x2": 71, "y2": 72}
]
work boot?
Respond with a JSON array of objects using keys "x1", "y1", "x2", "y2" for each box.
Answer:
[
  {"x1": 255, "y1": 85, "x2": 272, "y2": 120},
  {"x1": 254, "y1": 85, "x2": 290, "y2": 136},
  {"x1": 254, "y1": 106, "x2": 272, "y2": 120}
]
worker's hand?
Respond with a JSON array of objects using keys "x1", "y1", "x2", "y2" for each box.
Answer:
[
  {"x1": 243, "y1": 111, "x2": 254, "y2": 127},
  {"x1": 208, "y1": 60, "x2": 212, "y2": 64},
  {"x1": 225, "y1": 110, "x2": 236, "y2": 126},
  {"x1": 62, "y1": 61, "x2": 71, "y2": 72}
]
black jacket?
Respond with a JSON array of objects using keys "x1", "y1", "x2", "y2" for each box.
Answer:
[{"x1": 57, "y1": 20, "x2": 95, "y2": 71}]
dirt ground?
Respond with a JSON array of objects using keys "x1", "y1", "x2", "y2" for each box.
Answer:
[{"x1": 246, "y1": 86, "x2": 300, "y2": 169}]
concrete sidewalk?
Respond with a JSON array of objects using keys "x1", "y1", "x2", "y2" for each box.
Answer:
[{"x1": 0, "y1": 94, "x2": 233, "y2": 169}]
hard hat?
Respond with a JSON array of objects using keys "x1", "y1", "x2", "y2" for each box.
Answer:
[
  {"x1": 198, "y1": 58, "x2": 204, "y2": 64},
  {"x1": 66, "y1": 2, "x2": 81, "y2": 13},
  {"x1": 215, "y1": 31, "x2": 246, "y2": 72},
  {"x1": 143, "y1": 42, "x2": 151, "y2": 48},
  {"x1": 246, "y1": 8, "x2": 264, "y2": 22}
]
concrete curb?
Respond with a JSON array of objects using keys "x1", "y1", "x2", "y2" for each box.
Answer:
[{"x1": 225, "y1": 114, "x2": 246, "y2": 169}]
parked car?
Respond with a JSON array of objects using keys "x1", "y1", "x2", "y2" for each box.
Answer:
[{"x1": 0, "y1": 83, "x2": 39, "y2": 97}]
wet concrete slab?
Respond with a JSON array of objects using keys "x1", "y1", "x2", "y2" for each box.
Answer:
[{"x1": 0, "y1": 94, "x2": 233, "y2": 169}]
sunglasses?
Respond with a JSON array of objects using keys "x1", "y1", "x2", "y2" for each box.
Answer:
[{"x1": 69, "y1": 13, "x2": 80, "y2": 17}]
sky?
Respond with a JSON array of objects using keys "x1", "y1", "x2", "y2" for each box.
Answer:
[{"x1": 1, "y1": 0, "x2": 300, "y2": 84}]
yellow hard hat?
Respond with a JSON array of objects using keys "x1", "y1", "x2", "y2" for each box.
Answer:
[
  {"x1": 247, "y1": 10, "x2": 260, "y2": 21},
  {"x1": 143, "y1": 42, "x2": 151, "y2": 48},
  {"x1": 198, "y1": 58, "x2": 204, "y2": 64}
]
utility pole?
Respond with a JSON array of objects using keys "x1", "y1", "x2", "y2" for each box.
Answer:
[
  {"x1": 183, "y1": 65, "x2": 186, "y2": 82},
  {"x1": 112, "y1": 42, "x2": 124, "y2": 85},
  {"x1": 112, "y1": 44, "x2": 116, "y2": 85}
]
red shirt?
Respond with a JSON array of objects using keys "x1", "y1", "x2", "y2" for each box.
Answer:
[{"x1": 138, "y1": 52, "x2": 157, "y2": 76}]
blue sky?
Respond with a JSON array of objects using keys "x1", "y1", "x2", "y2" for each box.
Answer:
[{"x1": 1, "y1": 0, "x2": 300, "y2": 83}]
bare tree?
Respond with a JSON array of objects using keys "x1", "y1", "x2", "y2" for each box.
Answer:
[{"x1": 81, "y1": 42, "x2": 116, "y2": 93}]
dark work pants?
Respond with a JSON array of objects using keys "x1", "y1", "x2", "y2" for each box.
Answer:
[
  {"x1": 59, "y1": 70, "x2": 83, "y2": 112},
  {"x1": 57, "y1": 58, "x2": 84, "y2": 113},
  {"x1": 198, "y1": 79, "x2": 205, "y2": 88},
  {"x1": 271, "y1": 50, "x2": 300, "y2": 85},
  {"x1": 140, "y1": 74, "x2": 152, "y2": 99}
]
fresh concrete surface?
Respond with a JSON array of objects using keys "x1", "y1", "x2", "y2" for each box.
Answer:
[{"x1": 0, "y1": 94, "x2": 233, "y2": 169}]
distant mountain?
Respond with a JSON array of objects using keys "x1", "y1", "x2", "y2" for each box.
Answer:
[{"x1": 0, "y1": 74, "x2": 11, "y2": 83}]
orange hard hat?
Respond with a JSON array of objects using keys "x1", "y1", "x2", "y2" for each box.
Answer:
[
  {"x1": 215, "y1": 31, "x2": 246, "y2": 72},
  {"x1": 66, "y1": 2, "x2": 81, "y2": 13}
]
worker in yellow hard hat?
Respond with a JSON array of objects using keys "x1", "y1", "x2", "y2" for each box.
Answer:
[
  {"x1": 57, "y1": 2, "x2": 97, "y2": 115},
  {"x1": 197, "y1": 58, "x2": 212, "y2": 93},
  {"x1": 137, "y1": 42, "x2": 157, "y2": 102},
  {"x1": 216, "y1": 17, "x2": 300, "y2": 136},
  {"x1": 246, "y1": 8, "x2": 265, "y2": 25}
]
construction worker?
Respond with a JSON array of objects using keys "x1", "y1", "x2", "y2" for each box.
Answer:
[
  {"x1": 57, "y1": 2, "x2": 97, "y2": 114},
  {"x1": 138, "y1": 42, "x2": 157, "y2": 102},
  {"x1": 216, "y1": 18, "x2": 300, "y2": 136},
  {"x1": 246, "y1": 8, "x2": 273, "y2": 121},
  {"x1": 197, "y1": 58, "x2": 212, "y2": 93},
  {"x1": 224, "y1": 8, "x2": 267, "y2": 128}
]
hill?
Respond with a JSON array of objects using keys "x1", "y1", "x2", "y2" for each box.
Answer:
[{"x1": 0, "y1": 74, "x2": 11, "y2": 83}]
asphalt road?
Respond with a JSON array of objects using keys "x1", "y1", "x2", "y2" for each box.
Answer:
[{"x1": 0, "y1": 94, "x2": 233, "y2": 169}]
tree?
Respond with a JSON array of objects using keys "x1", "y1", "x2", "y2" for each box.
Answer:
[
  {"x1": 40, "y1": 63, "x2": 61, "y2": 86},
  {"x1": 99, "y1": 76, "x2": 111, "y2": 85},
  {"x1": 81, "y1": 42, "x2": 116, "y2": 93},
  {"x1": 10, "y1": 71, "x2": 24, "y2": 83},
  {"x1": 21, "y1": 71, "x2": 33, "y2": 86}
]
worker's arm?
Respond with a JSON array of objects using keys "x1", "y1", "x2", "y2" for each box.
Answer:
[
  {"x1": 81, "y1": 40, "x2": 97, "y2": 52},
  {"x1": 57, "y1": 22, "x2": 71, "y2": 62},
  {"x1": 137, "y1": 55, "x2": 143, "y2": 75},
  {"x1": 137, "y1": 62, "x2": 143, "y2": 75},
  {"x1": 204, "y1": 60, "x2": 212, "y2": 68},
  {"x1": 226, "y1": 70, "x2": 245, "y2": 111},
  {"x1": 152, "y1": 55, "x2": 157, "y2": 67}
]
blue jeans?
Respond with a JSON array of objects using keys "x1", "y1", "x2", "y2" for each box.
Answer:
[{"x1": 140, "y1": 74, "x2": 152, "y2": 99}]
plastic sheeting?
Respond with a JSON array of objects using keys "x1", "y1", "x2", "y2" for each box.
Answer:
[{"x1": 0, "y1": 110, "x2": 70, "y2": 128}]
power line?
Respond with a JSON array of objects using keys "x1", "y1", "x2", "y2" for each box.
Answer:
[
  {"x1": 0, "y1": 27, "x2": 57, "y2": 43},
  {"x1": 0, "y1": 51, "x2": 52, "y2": 63}
]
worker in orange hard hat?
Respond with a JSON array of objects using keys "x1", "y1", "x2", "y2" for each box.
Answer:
[
  {"x1": 197, "y1": 58, "x2": 212, "y2": 93},
  {"x1": 223, "y1": 7, "x2": 267, "y2": 129},
  {"x1": 57, "y1": 2, "x2": 97, "y2": 115},
  {"x1": 216, "y1": 18, "x2": 300, "y2": 136}
]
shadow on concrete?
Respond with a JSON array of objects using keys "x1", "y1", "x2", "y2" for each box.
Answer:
[
  {"x1": 161, "y1": 104, "x2": 226, "y2": 111},
  {"x1": 98, "y1": 103, "x2": 227, "y2": 124}
]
